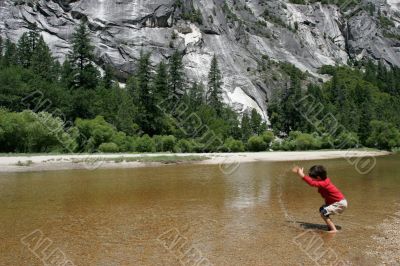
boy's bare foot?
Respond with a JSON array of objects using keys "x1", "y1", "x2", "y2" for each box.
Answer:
[{"x1": 327, "y1": 229, "x2": 338, "y2": 233}]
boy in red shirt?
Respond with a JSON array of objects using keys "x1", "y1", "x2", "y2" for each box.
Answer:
[{"x1": 292, "y1": 165, "x2": 347, "y2": 233}]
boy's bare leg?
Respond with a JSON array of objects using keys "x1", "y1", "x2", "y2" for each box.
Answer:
[{"x1": 320, "y1": 213, "x2": 337, "y2": 233}]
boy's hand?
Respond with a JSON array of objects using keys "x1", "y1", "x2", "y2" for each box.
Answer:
[
  {"x1": 292, "y1": 166, "x2": 305, "y2": 178},
  {"x1": 292, "y1": 166, "x2": 300, "y2": 174}
]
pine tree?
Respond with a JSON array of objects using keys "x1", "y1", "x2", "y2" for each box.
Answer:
[
  {"x1": 281, "y1": 83, "x2": 302, "y2": 133},
  {"x1": 188, "y1": 82, "x2": 204, "y2": 108},
  {"x1": 68, "y1": 20, "x2": 99, "y2": 89},
  {"x1": 0, "y1": 36, "x2": 3, "y2": 67},
  {"x1": 207, "y1": 55, "x2": 223, "y2": 113},
  {"x1": 26, "y1": 23, "x2": 40, "y2": 45},
  {"x1": 250, "y1": 108, "x2": 262, "y2": 135},
  {"x1": 16, "y1": 28, "x2": 40, "y2": 68},
  {"x1": 168, "y1": 50, "x2": 184, "y2": 95},
  {"x1": 364, "y1": 60, "x2": 377, "y2": 84},
  {"x1": 17, "y1": 33, "x2": 32, "y2": 68},
  {"x1": 241, "y1": 113, "x2": 252, "y2": 141},
  {"x1": 3, "y1": 39, "x2": 17, "y2": 67},
  {"x1": 61, "y1": 59, "x2": 74, "y2": 89},
  {"x1": 31, "y1": 36, "x2": 56, "y2": 80},
  {"x1": 135, "y1": 52, "x2": 152, "y2": 106},
  {"x1": 153, "y1": 61, "x2": 169, "y2": 100},
  {"x1": 354, "y1": 84, "x2": 373, "y2": 144},
  {"x1": 102, "y1": 64, "x2": 113, "y2": 90},
  {"x1": 133, "y1": 52, "x2": 163, "y2": 135}
]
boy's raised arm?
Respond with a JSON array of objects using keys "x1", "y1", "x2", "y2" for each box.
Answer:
[
  {"x1": 292, "y1": 166, "x2": 322, "y2": 187},
  {"x1": 292, "y1": 166, "x2": 305, "y2": 178}
]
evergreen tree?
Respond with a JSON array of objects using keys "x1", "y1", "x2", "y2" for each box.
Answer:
[
  {"x1": 267, "y1": 93, "x2": 283, "y2": 134},
  {"x1": 377, "y1": 60, "x2": 388, "y2": 92},
  {"x1": 0, "y1": 36, "x2": 3, "y2": 67},
  {"x1": 188, "y1": 82, "x2": 204, "y2": 108},
  {"x1": 241, "y1": 113, "x2": 252, "y2": 141},
  {"x1": 26, "y1": 24, "x2": 41, "y2": 48},
  {"x1": 207, "y1": 55, "x2": 223, "y2": 113},
  {"x1": 358, "y1": 101, "x2": 373, "y2": 144},
  {"x1": 61, "y1": 59, "x2": 74, "y2": 89},
  {"x1": 17, "y1": 33, "x2": 33, "y2": 68},
  {"x1": 153, "y1": 61, "x2": 169, "y2": 100},
  {"x1": 354, "y1": 84, "x2": 373, "y2": 144},
  {"x1": 17, "y1": 28, "x2": 40, "y2": 69},
  {"x1": 168, "y1": 50, "x2": 184, "y2": 95},
  {"x1": 281, "y1": 84, "x2": 302, "y2": 134},
  {"x1": 31, "y1": 36, "x2": 56, "y2": 80},
  {"x1": 364, "y1": 60, "x2": 377, "y2": 84},
  {"x1": 67, "y1": 21, "x2": 99, "y2": 89},
  {"x1": 250, "y1": 108, "x2": 262, "y2": 135},
  {"x1": 134, "y1": 52, "x2": 152, "y2": 106},
  {"x1": 133, "y1": 52, "x2": 163, "y2": 135},
  {"x1": 102, "y1": 64, "x2": 113, "y2": 90},
  {"x1": 3, "y1": 39, "x2": 17, "y2": 67}
]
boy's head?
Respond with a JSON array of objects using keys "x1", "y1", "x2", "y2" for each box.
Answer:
[{"x1": 309, "y1": 165, "x2": 327, "y2": 180}]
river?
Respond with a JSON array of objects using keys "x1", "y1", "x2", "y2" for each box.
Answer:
[{"x1": 1, "y1": 154, "x2": 399, "y2": 265}]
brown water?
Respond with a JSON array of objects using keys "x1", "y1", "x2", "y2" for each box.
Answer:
[{"x1": 1, "y1": 155, "x2": 399, "y2": 266}]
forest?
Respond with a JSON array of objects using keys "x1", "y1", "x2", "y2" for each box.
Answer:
[{"x1": 0, "y1": 22, "x2": 399, "y2": 153}]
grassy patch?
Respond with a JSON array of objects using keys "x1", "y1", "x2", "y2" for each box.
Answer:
[
  {"x1": 391, "y1": 147, "x2": 400, "y2": 153},
  {"x1": 72, "y1": 155, "x2": 209, "y2": 164},
  {"x1": 135, "y1": 155, "x2": 209, "y2": 164},
  {"x1": 16, "y1": 160, "x2": 33, "y2": 166}
]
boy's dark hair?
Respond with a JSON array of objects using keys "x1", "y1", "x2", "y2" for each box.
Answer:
[{"x1": 309, "y1": 165, "x2": 327, "y2": 180}]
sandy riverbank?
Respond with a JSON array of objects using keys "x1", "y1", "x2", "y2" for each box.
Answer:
[{"x1": 0, "y1": 150, "x2": 391, "y2": 173}]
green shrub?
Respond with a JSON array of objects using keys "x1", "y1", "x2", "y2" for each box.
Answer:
[
  {"x1": 293, "y1": 133, "x2": 321, "y2": 150},
  {"x1": 261, "y1": 131, "x2": 274, "y2": 147},
  {"x1": 247, "y1": 136, "x2": 267, "y2": 152},
  {"x1": 379, "y1": 16, "x2": 395, "y2": 29},
  {"x1": 191, "y1": 140, "x2": 205, "y2": 153},
  {"x1": 0, "y1": 109, "x2": 75, "y2": 153},
  {"x1": 334, "y1": 132, "x2": 359, "y2": 149},
  {"x1": 318, "y1": 65, "x2": 336, "y2": 75},
  {"x1": 135, "y1": 134, "x2": 156, "y2": 152},
  {"x1": 224, "y1": 137, "x2": 245, "y2": 152},
  {"x1": 270, "y1": 140, "x2": 282, "y2": 151},
  {"x1": 153, "y1": 135, "x2": 164, "y2": 152},
  {"x1": 98, "y1": 142, "x2": 119, "y2": 153},
  {"x1": 320, "y1": 134, "x2": 335, "y2": 149},
  {"x1": 161, "y1": 135, "x2": 177, "y2": 152},
  {"x1": 366, "y1": 121, "x2": 400, "y2": 150},
  {"x1": 111, "y1": 131, "x2": 132, "y2": 152},
  {"x1": 154, "y1": 135, "x2": 177, "y2": 152},
  {"x1": 280, "y1": 139, "x2": 295, "y2": 151},
  {"x1": 176, "y1": 139, "x2": 193, "y2": 153},
  {"x1": 75, "y1": 116, "x2": 117, "y2": 152}
]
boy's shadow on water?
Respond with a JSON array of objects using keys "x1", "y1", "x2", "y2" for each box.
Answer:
[{"x1": 288, "y1": 221, "x2": 342, "y2": 231}]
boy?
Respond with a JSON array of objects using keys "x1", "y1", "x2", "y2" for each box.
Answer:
[{"x1": 292, "y1": 165, "x2": 347, "y2": 233}]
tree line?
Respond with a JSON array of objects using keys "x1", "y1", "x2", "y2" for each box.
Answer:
[
  {"x1": 1, "y1": 22, "x2": 399, "y2": 153},
  {"x1": 0, "y1": 22, "x2": 270, "y2": 153},
  {"x1": 268, "y1": 61, "x2": 400, "y2": 150}
]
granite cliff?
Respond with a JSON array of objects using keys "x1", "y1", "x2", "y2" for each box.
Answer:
[{"x1": 0, "y1": 0, "x2": 399, "y2": 118}]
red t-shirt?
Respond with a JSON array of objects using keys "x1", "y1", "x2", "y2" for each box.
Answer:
[{"x1": 302, "y1": 176, "x2": 345, "y2": 205}]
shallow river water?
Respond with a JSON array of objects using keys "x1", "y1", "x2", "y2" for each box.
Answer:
[{"x1": 1, "y1": 154, "x2": 399, "y2": 265}]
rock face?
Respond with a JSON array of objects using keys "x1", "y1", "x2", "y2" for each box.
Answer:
[{"x1": 0, "y1": 0, "x2": 399, "y2": 119}]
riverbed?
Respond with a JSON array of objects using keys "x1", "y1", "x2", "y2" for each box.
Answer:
[{"x1": 0, "y1": 154, "x2": 399, "y2": 265}]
